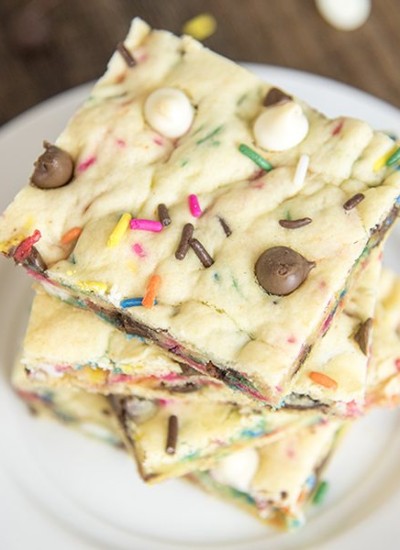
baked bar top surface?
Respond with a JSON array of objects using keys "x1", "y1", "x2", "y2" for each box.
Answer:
[{"x1": 1, "y1": 19, "x2": 400, "y2": 399}]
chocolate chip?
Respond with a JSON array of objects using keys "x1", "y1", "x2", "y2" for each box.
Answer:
[
  {"x1": 354, "y1": 318, "x2": 373, "y2": 355},
  {"x1": 255, "y1": 246, "x2": 315, "y2": 296},
  {"x1": 190, "y1": 238, "x2": 214, "y2": 268},
  {"x1": 205, "y1": 362, "x2": 248, "y2": 389},
  {"x1": 279, "y1": 217, "x2": 312, "y2": 229},
  {"x1": 31, "y1": 142, "x2": 74, "y2": 189},
  {"x1": 343, "y1": 193, "x2": 365, "y2": 211},
  {"x1": 176, "y1": 362, "x2": 199, "y2": 376},
  {"x1": 158, "y1": 203, "x2": 171, "y2": 226},
  {"x1": 23, "y1": 246, "x2": 47, "y2": 272},
  {"x1": 122, "y1": 315, "x2": 155, "y2": 340},
  {"x1": 116, "y1": 42, "x2": 136, "y2": 67},
  {"x1": 263, "y1": 87, "x2": 292, "y2": 107},
  {"x1": 175, "y1": 223, "x2": 194, "y2": 260},
  {"x1": 163, "y1": 382, "x2": 200, "y2": 393},
  {"x1": 165, "y1": 415, "x2": 178, "y2": 455},
  {"x1": 205, "y1": 361, "x2": 221, "y2": 378}
]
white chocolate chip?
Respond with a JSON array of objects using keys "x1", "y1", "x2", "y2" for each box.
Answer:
[
  {"x1": 253, "y1": 101, "x2": 309, "y2": 152},
  {"x1": 125, "y1": 397, "x2": 157, "y2": 423},
  {"x1": 144, "y1": 87, "x2": 194, "y2": 138},
  {"x1": 210, "y1": 447, "x2": 259, "y2": 493},
  {"x1": 293, "y1": 154, "x2": 310, "y2": 190},
  {"x1": 315, "y1": 0, "x2": 371, "y2": 31}
]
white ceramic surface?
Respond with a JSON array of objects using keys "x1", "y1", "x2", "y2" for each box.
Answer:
[{"x1": 1, "y1": 65, "x2": 400, "y2": 550}]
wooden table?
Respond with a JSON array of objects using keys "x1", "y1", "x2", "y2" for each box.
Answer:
[{"x1": 1, "y1": 0, "x2": 399, "y2": 126}]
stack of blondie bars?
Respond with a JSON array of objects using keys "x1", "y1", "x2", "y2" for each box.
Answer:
[{"x1": 2, "y1": 18, "x2": 400, "y2": 531}]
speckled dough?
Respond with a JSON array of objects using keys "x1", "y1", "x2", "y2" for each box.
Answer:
[
  {"x1": 112, "y1": 395, "x2": 320, "y2": 482},
  {"x1": 2, "y1": 18, "x2": 400, "y2": 403},
  {"x1": 22, "y1": 247, "x2": 381, "y2": 414},
  {"x1": 189, "y1": 420, "x2": 343, "y2": 530},
  {"x1": 366, "y1": 269, "x2": 400, "y2": 407},
  {"x1": 12, "y1": 358, "x2": 338, "y2": 531},
  {"x1": 12, "y1": 359, "x2": 122, "y2": 446},
  {"x1": 22, "y1": 290, "x2": 252, "y2": 405}
]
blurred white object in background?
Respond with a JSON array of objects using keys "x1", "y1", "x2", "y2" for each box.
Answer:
[{"x1": 315, "y1": 0, "x2": 371, "y2": 31}]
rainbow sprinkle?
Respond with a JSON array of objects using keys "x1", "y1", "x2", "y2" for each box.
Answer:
[
  {"x1": 386, "y1": 147, "x2": 400, "y2": 167},
  {"x1": 308, "y1": 371, "x2": 338, "y2": 390},
  {"x1": 61, "y1": 227, "x2": 82, "y2": 245},
  {"x1": 132, "y1": 243, "x2": 147, "y2": 258},
  {"x1": 120, "y1": 297, "x2": 143, "y2": 308},
  {"x1": 238, "y1": 144, "x2": 273, "y2": 172},
  {"x1": 77, "y1": 156, "x2": 96, "y2": 173},
  {"x1": 142, "y1": 274, "x2": 161, "y2": 308},
  {"x1": 130, "y1": 219, "x2": 163, "y2": 232},
  {"x1": 331, "y1": 119, "x2": 344, "y2": 136},
  {"x1": 188, "y1": 194, "x2": 202, "y2": 218},
  {"x1": 293, "y1": 154, "x2": 310, "y2": 188},
  {"x1": 373, "y1": 146, "x2": 398, "y2": 171},
  {"x1": 107, "y1": 213, "x2": 131, "y2": 247},
  {"x1": 76, "y1": 280, "x2": 109, "y2": 294},
  {"x1": 312, "y1": 480, "x2": 329, "y2": 505},
  {"x1": 78, "y1": 367, "x2": 108, "y2": 385},
  {"x1": 182, "y1": 13, "x2": 217, "y2": 41},
  {"x1": 14, "y1": 230, "x2": 41, "y2": 262}
]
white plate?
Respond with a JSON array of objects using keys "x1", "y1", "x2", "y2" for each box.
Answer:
[{"x1": 1, "y1": 65, "x2": 400, "y2": 550}]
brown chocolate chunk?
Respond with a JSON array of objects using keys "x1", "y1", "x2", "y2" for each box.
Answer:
[
  {"x1": 163, "y1": 382, "x2": 200, "y2": 393},
  {"x1": 31, "y1": 142, "x2": 74, "y2": 189},
  {"x1": 263, "y1": 87, "x2": 292, "y2": 107},
  {"x1": 279, "y1": 217, "x2": 312, "y2": 229},
  {"x1": 354, "y1": 318, "x2": 373, "y2": 355},
  {"x1": 205, "y1": 361, "x2": 220, "y2": 378},
  {"x1": 343, "y1": 193, "x2": 365, "y2": 211},
  {"x1": 255, "y1": 246, "x2": 315, "y2": 296}
]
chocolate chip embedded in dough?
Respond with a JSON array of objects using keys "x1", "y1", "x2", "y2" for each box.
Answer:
[
  {"x1": 255, "y1": 246, "x2": 315, "y2": 296},
  {"x1": 354, "y1": 318, "x2": 373, "y2": 355},
  {"x1": 24, "y1": 246, "x2": 48, "y2": 272},
  {"x1": 31, "y1": 141, "x2": 74, "y2": 189},
  {"x1": 263, "y1": 87, "x2": 292, "y2": 107},
  {"x1": 164, "y1": 382, "x2": 200, "y2": 393}
]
